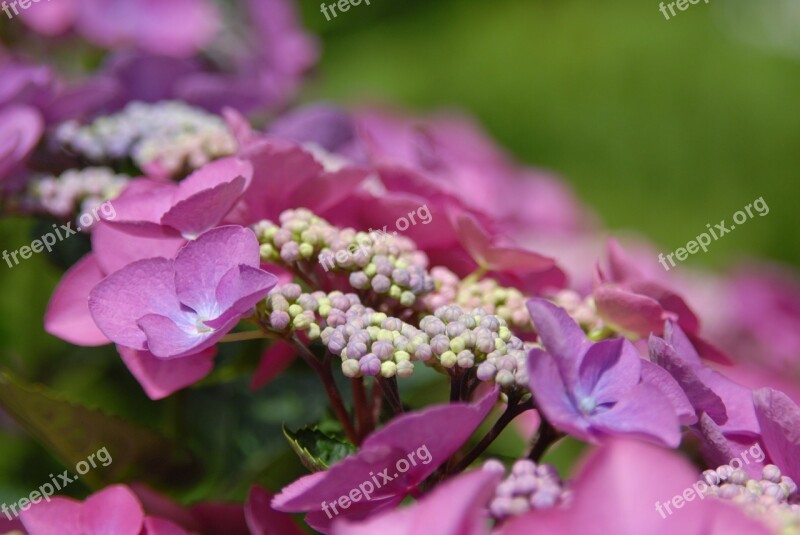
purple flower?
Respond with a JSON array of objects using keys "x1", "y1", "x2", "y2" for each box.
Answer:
[
  {"x1": 102, "y1": 157, "x2": 253, "y2": 240},
  {"x1": 89, "y1": 225, "x2": 277, "y2": 358},
  {"x1": 19, "y1": 0, "x2": 220, "y2": 58},
  {"x1": 331, "y1": 469, "x2": 502, "y2": 535},
  {"x1": 500, "y1": 439, "x2": 771, "y2": 535},
  {"x1": 272, "y1": 388, "x2": 498, "y2": 533},
  {"x1": 526, "y1": 298, "x2": 684, "y2": 448}
]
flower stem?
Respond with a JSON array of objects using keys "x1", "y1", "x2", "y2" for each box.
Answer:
[
  {"x1": 220, "y1": 330, "x2": 273, "y2": 343},
  {"x1": 290, "y1": 336, "x2": 360, "y2": 445},
  {"x1": 448, "y1": 397, "x2": 534, "y2": 474},
  {"x1": 352, "y1": 378, "x2": 372, "y2": 439},
  {"x1": 528, "y1": 417, "x2": 563, "y2": 462}
]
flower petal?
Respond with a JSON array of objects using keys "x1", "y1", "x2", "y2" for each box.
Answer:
[{"x1": 117, "y1": 345, "x2": 216, "y2": 400}]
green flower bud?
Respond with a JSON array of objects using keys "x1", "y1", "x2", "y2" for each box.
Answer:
[
  {"x1": 299, "y1": 243, "x2": 314, "y2": 259},
  {"x1": 318, "y1": 303, "x2": 332, "y2": 318},
  {"x1": 364, "y1": 263, "x2": 377, "y2": 277},
  {"x1": 495, "y1": 338, "x2": 507, "y2": 352},
  {"x1": 389, "y1": 284, "x2": 402, "y2": 300},
  {"x1": 499, "y1": 326, "x2": 512, "y2": 342},
  {"x1": 400, "y1": 291, "x2": 416, "y2": 307},
  {"x1": 440, "y1": 351, "x2": 458, "y2": 368},
  {"x1": 394, "y1": 351, "x2": 411, "y2": 362},
  {"x1": 449, "y1": 336, "x2": 466, "y2": 353},
  {"x1": 396, "y1": 360, "x2": 414, "y2": 378},
  {"x1": 259, "y1": 243, "x2": 276, "y2": 259},
  {"x1": 381, "y1": 361, "x2": 397, "y2": 378},
  {"x1": 342, "y1": 359, "x2": 361, "y2": 378},
  {"x1": 288, "y1": 304, "x2": 303, "y2": 318},
  {"x1": 307, "y1": 323, "x2": 321, "y2": 340},
  {"x1": 371, "y1": 312, "x2": 388, "y2": 326},
  {"x1": 293, "y1": 313, "x2": 311, "y2": 330},
  {"x1": 377, "y1": 329, "x2": 394, "y2": 342}
]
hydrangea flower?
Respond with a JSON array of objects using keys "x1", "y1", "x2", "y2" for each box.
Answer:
[
  {"x1": 0, "y1": 105, "x2": 43, "y2": 184},
  {"x1": 89, "y1": 225, "x2": 277, "y2": 358},
  {"x1": 526, "y1": 298, "x2": 686, "y2": 447}
]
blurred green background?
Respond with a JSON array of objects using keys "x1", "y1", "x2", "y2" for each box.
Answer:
[{"x1": 1, "y1": 0, "x2": 799, "y2": 512}]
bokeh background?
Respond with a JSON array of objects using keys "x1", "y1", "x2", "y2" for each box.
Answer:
[{"x1": 2, "y1": 0, "x2": 799, "y2": 511}]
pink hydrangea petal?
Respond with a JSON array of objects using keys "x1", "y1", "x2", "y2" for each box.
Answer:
[
  {"x1": 332, "y1": 469, "x2": 501, "y2": 535},
  {"x1": 273, "y1": 388, "x2": 498, "y2": 512},
  {"x1": 45, "y1": 254, "x2": 110, "y2": 346},
  {"x1": 0, "y1": 105, "x2": 43, "y2": 180},
  {"x1": 526, "y1": 299, "x2": 588, "y2": 384},
  {"x1": 91, "y1": 220, "x2": 185, "y2": 275},
  {"x1": 117, "y1": 345, "x2": 216, "y2": 400},
  {"x1": 89, "y1": 258, "x2": 179, "y2": 350},
  {"x1": 696, "y1": 413, "x2": 762, "y2": 478},
  {"x1": 753, "y1": 388, "x2": 800, "y2": 482},
  {"x1": 210, "y1": 264, "x2": 279, "y2": 325},
  {"x1": 137, "y1": 313, "x2": 217, "y2": 358},
  {"x1": 83, "y1": 484, "x2": 144, "y2": 535},
  {"x1": 20, "y1": 496, "x2": 82, "y2": 535},
  {"x1": 594, "y1": 286, "x2": 665, "y2": 338},
  {"x1": 102, "y1": 182, "x2": 179, "y2": 238},
  {"x1": 173, "y1": 226, "x2": 261, "y2": 314},
  {"x1": 17, "y1": 0, "x2": 79, "y2": 35},
  {"x1": 500, "y1": 439, "x2": 769, "y2": 535},
  {"x1": 143, "y1": 516, "x2": 190, "y2": 535}
]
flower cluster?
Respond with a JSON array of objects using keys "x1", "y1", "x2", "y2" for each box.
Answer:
[
  {"x1": 25, "y1": 167, "x2": 129, "y2": 219},
  {"x1": 485, "y1": 459, "x2": 571, "y2": 520},
  {"x1": 54, "y1": 101, "x2": 237, "y2": 177},
  {"x1": 254, "y1": 208, "x2": 436, "y2": 307},
  {"x1": 703, "y1": 464, "x2": 800, "y2": 532}
]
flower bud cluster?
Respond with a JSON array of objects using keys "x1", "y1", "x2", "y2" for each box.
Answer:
[
  {"x1": 419, "y1": 305, "x2": 529, "y2": 390},
  {"x1": 253, "y1": 209, "x2": 435, "y2": 306},
  {"x1": 702, "y1": 463, "x2": 800, "y2": 532},
  {"x1": 423, "y1": 268, "x2": 531, "y2": 332},
  {"x1": 54, "y1": 101, "x2": 236, "y2": 177},
  {"x1": 322, "y1": 307, "x2": 429, "y2": 380},
  {"x1": 260, "y1": 283, "x2": 362, "y2": 342},
  {"x1": 484, "y1": 459, "x2": 570, "y2": 520},
  {"x1": 25, "y1": 167, "x2": 128, "y2": 219}
]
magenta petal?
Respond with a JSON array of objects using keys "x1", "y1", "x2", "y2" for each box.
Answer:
[
  {"x1": 696, "y1": 413, "x2": 762, "y2": 478},
  {"x1": 137, "y1": 313, "x2": 216, "y2": 358},
  {"x1": 143, "y1": 517, "x2": 190, "y2": 535},
  {"x1": 332, "y1": 469, "x2": 502, "y2": 535},
  {"x1": 20, "y1": 497, "x2": 82, "y2": 535},
  {"x1": 594, "y1": 286, "x2": 664, "y2": 338},
  {"x1": 102, "y1": 182, "x2": 179, "y2": 238},
  {"x1": 83, "y1": 484, "x2": 145, "y2": 535},
  {"x1": 173, "y1": 226, "x2": 261, "y2": 314},
  {"x1": 500, "y1": 439, "x2": 769, "y2": 535},
  {"x1": 162, "y1": 158, "x2": 253, "y2": 239},
  {"x1": 209, "y1": 264, "x2": 278, "y2": 326},
  {"x1": 590, "y1": 382, "x2": 681, "y2": 448},
  {"x1": 45, "y1": 254, "x2": 110, "y2": 346},
  {"x1": 117, "y1": 345, "x2": 215, "y2": 400},
  {"x1": 91, "y1": 221, "x2": 185, "y2": 275},
  {"x1": 0, "y1": 105, "x2": 43, "y2": 180},
  {"x1": 753, "y1": 388, "x2": 800, "y2": 482},
  {"x1": 245, "y1": 486, "x2": 304, "y2": 535},
  {"x1": 273, "y1": 388, "x2": 497, "y2": 512},
  {"x1": 18, "y1": 0, "x2": 79, "y2": 35},
  {"x1": 89, "y1": 258, "x2": 179, "y2": 350}
]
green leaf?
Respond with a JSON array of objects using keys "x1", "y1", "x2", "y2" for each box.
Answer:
[
  {"x1": 282, "y1": 425, "x2": 356, "y2": 472},
  {"x1": 0, "y1": 370, "x2": 200, "y2": 490}
]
